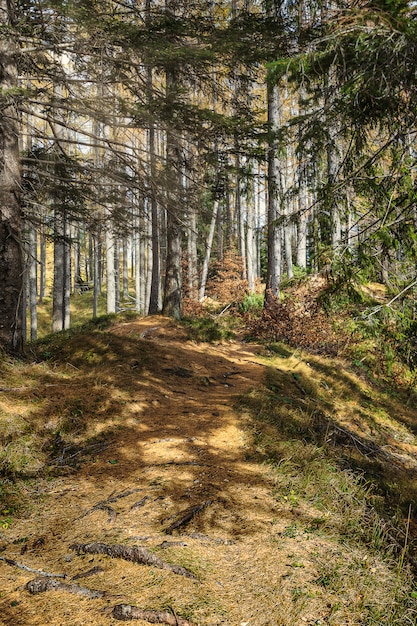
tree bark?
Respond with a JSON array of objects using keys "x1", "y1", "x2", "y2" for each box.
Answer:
[
  {"x1": 199, "y1": 201, "x2": 219, "y2": 302},
  {"x1": 265, "y1": 81, "x2": 282, "y2": 306},
  {"x1": 105, "y1": 221, "x2": 116, "y2": 314},
  {"x1": 0, "y1": 0, "x2": 23, "y2": 352},
  {"x1": 28, "y1": 224, "x2": 38, "y2": 340},
  {"x1": 52, "y1": 210, "x2": 70, "y2": 332}
]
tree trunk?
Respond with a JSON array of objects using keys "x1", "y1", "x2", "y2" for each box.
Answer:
[
  {"x1": 52, "y1": 212, "x2": 66, "y2": 332},
  {"x1": 39, "y1": 229, "x2": 46, "y2": 303},
  {"x1": 105, "y1": 222, "x2": 116, "y2": 314},
  {"x1": 187, "y1": 200, "x2": 198, "y2": 300},
  {"x1": 122, "y1": 237, "x2": 129, "y2": 301},
  {"x1": 28, "y1": 224, "x2": 38, "y2": 341},
  {"x1": 93, "y1": 234, "x2": 99, "y2": 318},
  {"x1": 199, "y1": 201, "x2": 219, "y2": 302},
  {"x1": 0, "y1": 0, "x2": 23, "y2": 352},
  {"x1": 265, "y1": 81, "x2": 282, "y2": 306},
  {"x1": 162, "y1": 29, "x2": 182, "y2": 319}
]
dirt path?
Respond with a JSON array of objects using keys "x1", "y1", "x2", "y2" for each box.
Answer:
[{"x1": 0, "y1": 318, "x2": 342, "y2": 625}]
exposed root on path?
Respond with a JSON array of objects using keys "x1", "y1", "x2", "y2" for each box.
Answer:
[
  {"x1": 25, "y1": 576, "x2": 107, "y2": 599},
  {"x1": 164, "y1": 500, "x2": 213, "y2": 535},
  {"x1": 112, "y1": 603, "x2": 194, "y2": 625},
  {"x1": 69, "y1": 542, "x2": 198, "y2": 580}
]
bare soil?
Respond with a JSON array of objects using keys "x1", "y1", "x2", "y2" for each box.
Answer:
[{"x1": 0, "y1": 316, "x2": 414, "y2": 625}]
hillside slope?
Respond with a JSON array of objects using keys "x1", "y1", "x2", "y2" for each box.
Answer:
[{"x1": 0, "y1": 316, "x2": 416, "y2": 625}]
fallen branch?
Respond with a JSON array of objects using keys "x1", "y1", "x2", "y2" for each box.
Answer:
[
  {"x1": 112, "y1": 604, "x2": 194, "y2": 625},
  {"x1": 69, "y1": 542, "x2": 197, "y2": 580},
  {"x1": 165, "y1": 500, "x2": 213, "y2": 535},
  {"x1": 0, "y1": 556, "x2": 66, "y2": 578},
  {"x1": 26, "y1": 576, "x2": 105, "y2": 598},
  {"x1": 328, "y1": 422, "x2": 407, "y2": 471},
  {"x1": 72, "y1": 566, "x2": 104, "y2": 581}
]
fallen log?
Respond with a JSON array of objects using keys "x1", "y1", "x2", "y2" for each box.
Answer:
[
  {"x1": 69, "y1": 542, "x2": 197, "y2": 580},
  {"x1": 112, "y1": 604, "x2": 194, "y2": 625},
  {"x1": 25, "y1": 576, "x2": 105, "y2": 598}
]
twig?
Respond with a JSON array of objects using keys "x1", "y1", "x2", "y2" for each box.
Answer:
[
  {"x1": 364, "y1": 278, "x2": 417, "y2": 319},
  {"x1": 0, "y1": 556, "x2": 66, "y2": 579}
]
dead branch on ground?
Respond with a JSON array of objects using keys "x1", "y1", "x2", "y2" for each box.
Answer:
[{"x1": 0, "y1": 556, "x2": 66, "y2": 578}]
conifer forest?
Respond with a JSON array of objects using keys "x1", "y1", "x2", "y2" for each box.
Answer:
[
  {"x1": 0, "y1": 0, "x2": 416, "y2": 357},
  {"x1": 3, "y1": 3, "x2": 417, "y2": 624}
]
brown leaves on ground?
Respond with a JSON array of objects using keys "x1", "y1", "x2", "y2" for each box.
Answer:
[{"x1": 246, "y1": 275, "x2": 347, "y2": 355}]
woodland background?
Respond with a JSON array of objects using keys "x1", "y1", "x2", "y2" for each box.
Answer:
[{"x1": 0, "y1": 0, "x2": 417, "y2": 373}]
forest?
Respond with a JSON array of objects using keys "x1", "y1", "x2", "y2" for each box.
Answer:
[
  {"x1": 1, "y1": 1, "x2": 417, "y2": 624},
  {"x1": 0, "y1": 0, "x2": 415, "y2": 357}
]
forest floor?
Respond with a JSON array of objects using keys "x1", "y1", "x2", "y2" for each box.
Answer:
[{"x1": 1, "y1": 315, "x2": 417, "y2": 625}]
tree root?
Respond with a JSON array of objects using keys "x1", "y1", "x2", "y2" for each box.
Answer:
[
  {"x1": 0, "y1": 556, "x2": 66, "y2": 578},
  {"x1": 72, "y1": 566, "x2": 105, "y2": 580},
  {"x1": 69, "y1": 542, "x2": 197, "y2": 580},
  {"x1": 165, "y1": 500, "x2": 213, "y2": 535},
  {"x1": 25, "y1": 576, "x2": 105, "y2": 598},
  {"x1": 107, "y1": 487, "x2": 145, "y2": 502},
  {"x1": 130, "y1": 496, "x2": 150, "y2": 510},
  {"x1": 75, "y1": 501, "x2": 117, "y2": 523},
  {"x1": 112, "y1": 604, "x2": 194, "y2": 625}
]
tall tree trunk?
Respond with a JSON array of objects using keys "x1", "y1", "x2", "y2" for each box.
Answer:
[
  {"x1": 93, "y1": 234, "x2": 100, "y2": 318},
  {"x1": 39, "y1": 229, "x2": 46, "y2": 303},
  {"x1": 122, "y1": 237, "x2": 129, "y2": 300},
  {"x1": 114, "y1": 237, "x2": 120, "y2": 312},
  {"x1": 134, "y1": 209, "x2": 142, "y2": 313},
  {"x1": 265, "y1": 81, "x2": 282, "y2": 306},
  {"x1": 246, "y1": 208, "x2": 256, "y2": 293},
  {"x1": 162, "y1": 21, "x2": 182, "y2": 319},
  {"x1": 199, "y1": 201, "x2": 219, "y2": 302},
  {"x1": 28, "y1": 224, "x2": 38, "y2": 340},
  {"x1": 105, "y1": 221, "x2": 116, "y2": 314},
  {"x1": 146, "y1": 0, "x2": 160, "y2": 315},
  {"x1": 187, "y1": 199, "x2": 198, "y2": 300},
  {"x1": 0, "y1": 0, "x2": 23, "y2": 352},
  {"x1": 52, "y1": 210, "x2": 70, "y2": 332}
]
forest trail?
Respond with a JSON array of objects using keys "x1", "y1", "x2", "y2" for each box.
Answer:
[
  {"x1": 1, "y1": 316, "x2": 416, "y2": 625},
  {"x1": 0, "y1": 317, "x2": 294, "y2": 625}
]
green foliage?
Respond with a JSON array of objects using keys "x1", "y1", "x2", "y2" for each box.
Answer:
[
  {"x1": 181, "y1": 316, "x2": 234, "y2": 343},
  {"x1": 238, "y1": 292, "x2": 264, "y2": 314}
]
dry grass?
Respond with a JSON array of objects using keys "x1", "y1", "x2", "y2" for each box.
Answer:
[{"x1": 0, "y1": 316, "x2": 416, "y2": 625}]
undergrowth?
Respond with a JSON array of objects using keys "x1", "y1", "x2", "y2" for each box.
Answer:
[
  {"x1": 238, "y1": 349, "x2": 417, "y2": 624},
  {"x1": 180, "y1": 315, "x2": 235, "y2": 343}
]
